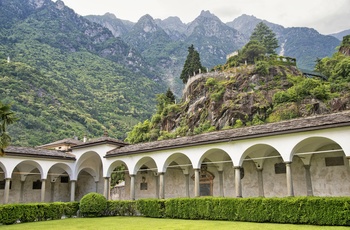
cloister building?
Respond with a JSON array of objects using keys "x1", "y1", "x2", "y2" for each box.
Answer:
[{"x1": 1, "y1": 111, "x2": 350, "y2": 204}]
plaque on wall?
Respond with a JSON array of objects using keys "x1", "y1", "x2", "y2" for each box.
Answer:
[
  {"x1": 32, "y1": 180, "x2": 42, "y2": 189},
  {"x1": 274, "y1": 163, "x2": 286, "y2": 174},
  {"x1": 325, "y1": 156, "x2": 344, "y2": 166},
  {"x1": 140, "y1": 176, "x2": 147, "y2": 190},
  {"x1": 200, "y1": 184, "x2": 211, "y2": 196},
  {"x1": 140, "y1": 183, "x2": 148, "y2": 190}
]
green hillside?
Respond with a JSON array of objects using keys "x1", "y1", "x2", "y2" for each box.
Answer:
[{"x1": 0, "y1": 0, "x2": 164, "y2": 146}]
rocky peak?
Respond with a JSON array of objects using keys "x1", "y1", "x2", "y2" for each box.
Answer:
[
  {"x1": 227, "y1": 14, "x2": 285, "y2": 38},
  {"x1": 186, "y1": 10, "x2": 238, "y2": 37},
  {"x1": 85, "y1": 13, "x2": 130, "y2": 37},
  {"x1": 137, "y1": 14, "x2": 158, "y2": 33},
  {"x1": 155, "y1": 16, "x2": 187, "y2": 40}
]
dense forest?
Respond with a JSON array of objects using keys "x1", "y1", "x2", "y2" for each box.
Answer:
[{"x1": 0, "y1": 0, "x2": 164, "y2": 146}]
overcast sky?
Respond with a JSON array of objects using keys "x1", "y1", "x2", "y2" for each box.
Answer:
[{"x1": 60, "y1": 0, "x2": 350, "y2": 35}]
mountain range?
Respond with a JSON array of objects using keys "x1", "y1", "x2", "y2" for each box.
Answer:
[
  {"x1": 0, "y1": 0, "x2": 348, "y2": 146},
  {"x1": 86, "y1": 11, "x2": 343, "y2": 93}
]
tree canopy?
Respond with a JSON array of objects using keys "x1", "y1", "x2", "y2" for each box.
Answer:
[
  {"x1": 250, "y1": 22, "x2": 279, "y2": 55},
  {"x1": 0, "y1": 101, "x2": 17, "y2": 155},
  {"x1": 180, "y1": 45, "x2": 206, "y2": 84}
]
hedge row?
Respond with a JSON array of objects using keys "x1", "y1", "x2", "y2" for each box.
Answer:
[
  {"x1": 1, "y1": 197, "x2": 350, "y2": 226},
  {"x1": 139, "y1": 197, "x2": 350, "y2": 226},
  {"x1": 0, "y1": 202, "x2": 79, "y2": 225}
]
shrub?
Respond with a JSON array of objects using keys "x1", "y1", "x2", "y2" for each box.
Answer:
[
  {"x1": 136, "y1": 199, "x2": 165, "y2": 218},
  {"x1": 79, "y1": 192, "x2": 107, "y2": 217},
  {"x1": 106, "y1": 200, "x2": 137, "y2": 216},
  {"x1": 255, "y1": 61, "x2": 270, "y2": 75}
]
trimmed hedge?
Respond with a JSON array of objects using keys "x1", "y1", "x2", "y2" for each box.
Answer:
[
  {"x1": 136, "y1": 199, "x2": 165, "y2": 218},
  {"x1": 1, "y1": 197, "x2": 349, "y2": 226},
  {"x1": 164, "y1": 197, "x2": 350, "y2": 226},
  {"x1": 105, "y1": 200, "x2": 137, "y2": 216},
  {"x1": 0, "y1": 202, "x2": 79, "y2": 225}
]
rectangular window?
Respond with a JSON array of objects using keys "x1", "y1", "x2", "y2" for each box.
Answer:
[
  {"x1": 274, "y1": 163, "x2": 286, "y2": 174},
  {"x1": 60, "y1": 176, "x2": 69, "y2": 183},
  {"x1": 32, "y1": 180, "x2": 42, "y2": 189},
  {"x1": 325, "y1": 156, "x2": 344, "y2": 166}
]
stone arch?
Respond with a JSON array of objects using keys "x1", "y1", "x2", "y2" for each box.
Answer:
[
  {"x1": 0, "y1": 161, "x2": 7, "y2": 179},
  {"x1": 10, "y1": 160, "x2": 45, "y2": 203},
  {"x1": 107, "y1": 160, "x2": 129, "y2": 178},
  {"x1": 195, "y1": 148, "x2": 232, "y2": 197},
  {"x1": 74, "y1": 151, "x2": 102, "y2": 180},
  {"x1": 162, "y1": 152, "x2": 193, "y2": 173},
  {"x1": 133, "y1": 156, "x2": 158, "y2": 175},
  {"x1": 47, "y1": 163, "x2": 73, "y2": 202},
  {"x1": 291, "y1": 136, "x2": 350, "y2": 196},
  {"x1": 48, "y1": 163, "x2": 73, "y2": 182},
  {"x1": 291, "y1": 136, "x2": 344, "y2": 163},
  {"x1": 75, "y1": 151, "x2": 103, "y2": 200},
  {"x1": 240, "y1": 144, "x2": 282, "y2": 169},
  {"x1": 12, "y1": 160, "x2": 44, "y2": 179},
  {"x1": 198, "y1": 148, "x2": 232, "y2": 170},
  {"x1": 240, "y1": 144, "x2": 284, "y2": 197}
]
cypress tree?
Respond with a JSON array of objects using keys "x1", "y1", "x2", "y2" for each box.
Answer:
[
  {"x1": 180, "y1": 45, "x2": 205, "y2": 84},
  {"x1": 250, "y1": 22, "x2": 279, "y2": 55}
]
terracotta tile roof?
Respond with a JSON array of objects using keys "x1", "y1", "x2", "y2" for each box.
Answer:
[
  {"x1": 106, "y1": 111, "x2": 350, "y2": 157},
  {"x1": 5, "y1": 146, "x2": 76, "y2": 160}
]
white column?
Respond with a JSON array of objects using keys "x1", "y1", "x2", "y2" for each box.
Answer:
[
  {"x1": 130, "y1": 175, "x2": 135, "y2": 200},
  {"x1": 257, "y1": 168, "x2": 264, "y2": 197},
  {"x1": 304, "y1": 165, "x2": 313, "y2": 196},
  {"x1": 41, "y1": 179, "x2": 46, "y2": 202},
  {"x1": 51, "y1": 181, "x2": 55, "y2": 202},
  {"x1": 70, "y1": 180, "x2": 76, "y2": 202},
  {"x1": 95, "y1": 181, "x2": 99, "y2": 193},
  {"x1": 234, "y1": 167, "x2": 242, "y2": 198},
  {"x1": 103, "y1": 177, "x2": 110, "y2": 199},
  {"x1": 285, "y1": 162, "x2": 294, "y2": 197},
  {"x1": 185, "y1": 174, "x2": 190, "y2": 197},
  {"x1": 218, "y1": 171, "x2": 224, "y2": 197},
  {"x1": 159, "y1": 173, "x2": 165, "y2": 199},
  {"x1": 20, "y1": 180, "x2": 25, "y2": 203},
  {"x1": 194, "y1": 169, "x2": 200, "y2": 197},
  {"x1": 3, "y1": 178, "x2": 11, "y2": 204}
]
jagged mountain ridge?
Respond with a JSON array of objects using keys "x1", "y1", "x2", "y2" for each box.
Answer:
[{"x1": 86, "y1": 11, "x2": 342, "y2": 96}]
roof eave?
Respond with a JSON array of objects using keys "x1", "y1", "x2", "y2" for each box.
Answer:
[{"x1": 105, "y1": 121, "x2": 350, "y2": 158}]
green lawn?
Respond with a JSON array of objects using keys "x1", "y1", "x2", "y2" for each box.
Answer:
[{"x1": 0, "y1": 217, "x2": 348, "y2": 230}]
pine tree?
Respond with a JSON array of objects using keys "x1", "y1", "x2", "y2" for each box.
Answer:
[
  {"x1": 180, "y1": 45, "x2": 205, "y2": 84},
  {"x1": 250, "y1": 22, "x2": 279, "y2": 54},
  {"x1": 165, "y1": 88, "x2": 176, "y2": 104}
]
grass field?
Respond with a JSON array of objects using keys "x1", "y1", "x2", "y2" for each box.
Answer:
[{"x1": 0, "y1": 217, "x2": 348, "y2": 230}]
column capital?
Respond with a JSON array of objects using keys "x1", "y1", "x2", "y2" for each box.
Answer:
[
  {"x1": 70, "y1": 180, "x2": 77, "y2": 183},
  {"x1": 284, "y1": 161, "x2": 292, "y2": 165},
  {"x1": 233, "y1": 166, "x2": 241, "y2": 169},
  {"x1": 303, "y1": 164, "x2": 311, "y2": 170},
  {"x1": 104, "y1": 177, "x2": 110, "y2": 179}
]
